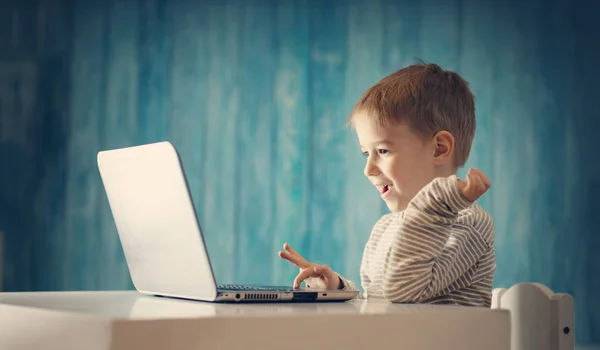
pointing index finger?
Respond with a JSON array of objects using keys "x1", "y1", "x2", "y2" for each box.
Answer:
[
  {"x1": 293, "y1": 268, "x2": 319, "y2": 289},
  {"x1": 278, "y1": 250, "x2": 309, "y2": 269},
  {"x1": 284, "y1": 243, "x2": 309, "y2": 261},
  {"x1": 284, "y1": 243, "x2": 301, "y2": 257}
]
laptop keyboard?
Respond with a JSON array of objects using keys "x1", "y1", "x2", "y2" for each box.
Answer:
[{"x1": 217, "y1": 284, "x2": 294, "y2": 292}]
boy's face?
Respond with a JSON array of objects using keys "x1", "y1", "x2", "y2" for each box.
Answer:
[{"x1": 354, "y1": 114, "x2": 437, "y2": 212}]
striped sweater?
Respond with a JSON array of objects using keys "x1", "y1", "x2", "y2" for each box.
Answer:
[{"x1": 339, "y1": 175, "x2": 496, "y2": 307}]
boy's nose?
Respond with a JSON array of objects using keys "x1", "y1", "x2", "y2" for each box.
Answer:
[{"x1": 364, "y1": 159, "x2": 381, "y2": 177}]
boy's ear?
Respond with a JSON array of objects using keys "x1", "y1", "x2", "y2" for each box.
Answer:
[{"x1": 432, "y1": 131, "x2": 454, "y2": 165}]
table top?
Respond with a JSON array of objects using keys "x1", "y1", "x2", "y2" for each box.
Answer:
[
  {"x1": 0, "y1": 291, "x2": 511, "y2": 350},
  {"x1": 0, "y1": 290, "x2": 507, "y2": 320}
]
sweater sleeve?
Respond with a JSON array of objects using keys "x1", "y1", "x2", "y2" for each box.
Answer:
[
  {"x1": 336, "y1": 238, "x2": 372, "y2": 298},
  {"x1": 381, "y1": 175, "x2": 490, "y2": 303}
]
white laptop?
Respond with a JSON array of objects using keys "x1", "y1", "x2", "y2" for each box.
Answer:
[{"x1": 97, "y1": 141, "x2": 359, "y2": 303}]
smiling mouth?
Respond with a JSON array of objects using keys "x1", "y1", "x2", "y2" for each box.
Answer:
[{"x1": 377, "y1": 184, "x2": 393, "y2": 194}]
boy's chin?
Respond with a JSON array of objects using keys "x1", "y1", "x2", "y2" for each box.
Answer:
[
  {"x1": 383, "y1": 196, "x2": 408, "y2": 213},
  {"x1": 386, "y1": 205, "x2": 403, "y2": 213}
]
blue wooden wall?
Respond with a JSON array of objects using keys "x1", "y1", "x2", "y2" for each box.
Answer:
[{"x1": 1, "y1": 0, "x2": 599, "y2": 345}]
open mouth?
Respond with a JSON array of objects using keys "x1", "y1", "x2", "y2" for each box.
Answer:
[{"x1": 377, "y1": 184, "x2": 393, "y2": 195}]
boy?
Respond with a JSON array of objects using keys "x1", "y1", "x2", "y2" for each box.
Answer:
[{"x1": 278, "y1": 63, "x2": 495, "y2": 307}]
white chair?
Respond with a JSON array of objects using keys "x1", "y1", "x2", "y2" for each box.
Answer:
[
  {"x1": 0, "y1": 231, "x2": 4, "y2": 292},
  {"x1": 0, "y1": 230, "x2": 3, "y2": 291},
  {"x1": 492, "y1": 283, "x2": 575, "y2": 350}
]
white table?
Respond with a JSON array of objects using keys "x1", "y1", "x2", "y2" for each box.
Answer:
[{"x1": 0, "y1": 291, "x2": 510, "y2": 350}]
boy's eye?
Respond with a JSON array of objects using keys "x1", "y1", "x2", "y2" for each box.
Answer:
[{"x1": 362, "y1": 149, "x2": 388, "y2": 157}]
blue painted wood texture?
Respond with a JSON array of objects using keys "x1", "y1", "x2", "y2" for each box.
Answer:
[{"x1": 0, "y1": 0, "x2": 599, "y2": 345}]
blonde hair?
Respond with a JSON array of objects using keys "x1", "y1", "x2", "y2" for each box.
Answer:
[{"x1": 347, "y1": 63, "x2": 476, "y2": 168}]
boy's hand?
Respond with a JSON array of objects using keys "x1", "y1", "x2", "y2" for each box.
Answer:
[
  {"x1": 278, "y1": 243, "x2": 342, "y2": 290},
  {"x1": 457, "y1": 168, "x2": 491, "y2": 202}
]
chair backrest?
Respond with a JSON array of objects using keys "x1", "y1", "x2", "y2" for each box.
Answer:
[
  {"x1": 492, "y1": 283, "x2": 574, "y2": 350},
  {"x1": 0, "y1": 230, "x2": 3, "y2": 291}
]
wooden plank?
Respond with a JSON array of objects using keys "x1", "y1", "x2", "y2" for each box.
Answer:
[
  {"x1": 99, "y1": 0, "x2": 141, "y2": 290},
  {"x1": 458, "y1": 0, "x2": 496, "y2": 216},
  {"x1": 418, "y1": 0, "x2": 462, "y2": 70},
  {"x1": 30, "y1": 0, "x2": 72, "y2": 291},
  {"x1": 201, "y1": 2, "x2": 241, "y2": 284},
  {"x1": 234, "y1": 1, "x2": 275, "y2": 285},
  {"x1": 307, "y1": 0, "x2": 349, "y2": 280},
  {"x1": 381, "y1": 0, "x2": 421, "y2": 74},
  {"x1": 0, "y1": 60, "x2": 38, "y2": 291},
  {"x1": 35, "y1": 1, "x2": 71, "y2": 57},
  {"x1": 270, "y1": 0, "x2": 311, "y2": 286},
  {"x1": 166, "y1": 0, "x2": 211, "y2": 280},
  {"x1": 518, "y1": 0, "x2": 565, "y2": 289},
  {"x1": 64, "y1": 0, "x2": 107, "y2": 290},
  {"x1": 0, "y1": 2, "x2": 38, "y2": 60},
  {"x1": 545, "y1": 0, "x2": 579, "y2": 298},
  {"x1": 490, "y1": 0, "x2": 553, "y2": 287},
  {"x1": 0, "y1": 2, "x2": 12, "y2": 58},
  {"x1": 0, "y1": 2, "x2": 42, "y2": 293},
  {"x1": 340, "y1": 0, "x2": 386, "y2": 287},
  {"x1": 561, "y1": 0, "x2": 600, "y2": 345},
  {"x1": 0, "y1": 230, "x2": 3, "y2": 291},
  {"x1": 136, "y1": 0, "x2": 171, "y2": 145}
]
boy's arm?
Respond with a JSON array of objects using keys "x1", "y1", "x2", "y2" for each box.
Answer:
[
  {"x1": 337, "y1": 241, "x2": 372, "y2": 297},
  {"x1": 336, "y1": 274, "x2": 366, "y2": 299},
  {"x1": 382, "y1": 175, "x2": 491, "y2": 303}
]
